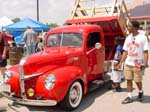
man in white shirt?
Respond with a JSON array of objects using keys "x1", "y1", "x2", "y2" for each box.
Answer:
[{"x1": 117, "y1": 21, "x2": 148, "y2": 104}]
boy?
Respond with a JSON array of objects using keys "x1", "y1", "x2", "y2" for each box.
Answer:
[{"x1": 111, "y1": 36, "x2": 124, "y2": 92}]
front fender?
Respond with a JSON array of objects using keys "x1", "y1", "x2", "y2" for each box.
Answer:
[{"x1": 35, "y1": 66, "x2": 87, "y2": 102}]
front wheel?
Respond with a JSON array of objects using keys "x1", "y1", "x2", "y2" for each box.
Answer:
[{"x1": 59, "y1": 81, "x2": 83, "y2": 111}]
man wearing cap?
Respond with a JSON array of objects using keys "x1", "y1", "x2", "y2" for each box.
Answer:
[
  {"x1": 0, "y1": 29, "x2": 9, "y2": 80},
  {"x1": 117, "y1": 21, "x2": 149, "y2": 104}
]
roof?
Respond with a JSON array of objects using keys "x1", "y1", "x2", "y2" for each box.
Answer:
[
  {"x1": 47, "y1": 25, "x2": 103, "y2": 34},
  {"x1": 4, "y1": 18, "x2": 50, "y2": 32},
  {"x1": 0, "y1": 16, "x2": 13, "y2": 27},
  {"x1": 129, "y1": 4, "x2": 150, "y2": 17}
]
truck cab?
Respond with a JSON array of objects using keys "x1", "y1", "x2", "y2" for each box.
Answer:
[
  {"x1": 45, "y1": 25, "x2": 105, "y2": 81},
  {"x1": 0, "y1": 0, "x2": 130, "y2": 111}
]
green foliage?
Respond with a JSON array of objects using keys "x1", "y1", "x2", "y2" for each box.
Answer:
[
  {"x1": 46, "y1": 23, "x2": 59, "y2": 28},
  {"x1": 12, "y1": 18, "x2": 21, "y2": 23},
  {"x1": 63, "y1": 23, "x2": 67, "y2": 26}
]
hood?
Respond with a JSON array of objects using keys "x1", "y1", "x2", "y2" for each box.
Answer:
[{"x1": 23, "y1": 47, "x2": 83, "y2": 75}]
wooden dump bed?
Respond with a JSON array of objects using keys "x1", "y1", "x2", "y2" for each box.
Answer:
[
  {"x1": 67, "y1": 0, "x2": 130, "y2": 37},
  {"x1": 66, "y1": 0, "x2": 131, "y2": 60}
]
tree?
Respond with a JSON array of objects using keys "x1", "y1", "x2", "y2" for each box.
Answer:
[
  {"x1": 46, "y1": 23, "x2": 59, "y2": 28},
  {"x1": 12, "y1": 18, "x2": 21, "y2": 23}
]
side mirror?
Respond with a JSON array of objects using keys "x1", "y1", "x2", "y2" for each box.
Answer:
[
  {"x1": 86, "y1": 42, "x2": 101, "y2": 55},
  {"x1": 95, "y1": 43, "x2": 101, "y2": 49}
]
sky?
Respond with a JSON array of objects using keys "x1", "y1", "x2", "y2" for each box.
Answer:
[{"x1": 0, "y1": 0, "x2": 132, "y2": 25}]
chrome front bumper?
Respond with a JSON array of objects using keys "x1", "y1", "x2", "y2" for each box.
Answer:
[{"x1": 1, "y1": 92, "x2": 57, "y2": 106}]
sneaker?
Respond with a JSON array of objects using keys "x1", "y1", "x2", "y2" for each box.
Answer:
[
  {"x1": 122, "y1": 97, "x2": 133, "y2": 104},
  {"x1": 107, "y1": 86, "x2": 115, "y2": 90},
  {"x1": 116, "y1": 87, "x2": 122, "y2": 92},
  {"x1": 137, "y1": 92, "x2": 143, "y2": 102}
]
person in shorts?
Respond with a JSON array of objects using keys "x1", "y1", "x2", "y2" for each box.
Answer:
[
  {"x1": 0, "y1": 29, "x2": 9, "y2": 80},
  {"x1": 116, "y1": 21, "x2": 149, "y2": 104},
  {"x1": 111, "y1": 36, "x2": 124, "y2": 92}
]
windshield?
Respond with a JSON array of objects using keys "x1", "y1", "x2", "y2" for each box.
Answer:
[{"x1": 46, "y1": 33, "x2": 83, "y2": 47}]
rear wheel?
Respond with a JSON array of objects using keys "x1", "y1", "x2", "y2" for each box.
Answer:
[{"x1": 59, "y1": 81, "x2": 83, "y2": 111}]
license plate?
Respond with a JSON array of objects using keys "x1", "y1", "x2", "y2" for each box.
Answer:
[{"x1": 0, "y1": 84, "x2": 11, "y2": 93}]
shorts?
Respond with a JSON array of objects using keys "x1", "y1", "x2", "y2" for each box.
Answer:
[
  {"x1": 124, "y1": 64, "x2": 144, "y2": 82},
  {"x1": 0, "y1": 59, "x2": 7, "y2": 67},
  {"x1": 111, "y1": 70, "x2": 122, "y2": 83}
]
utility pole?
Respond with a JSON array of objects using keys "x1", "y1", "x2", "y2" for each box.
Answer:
[{"x1": 37, "y1": 0, "x2": 39, "y2": 21}]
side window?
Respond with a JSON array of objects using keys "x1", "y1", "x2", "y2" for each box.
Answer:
[
  {"x1": 87, "y1": 32, "x2": 100, "y2": 48},
  {"x1": 46, "y1": 34, "x2": 60, "y2": 47}
]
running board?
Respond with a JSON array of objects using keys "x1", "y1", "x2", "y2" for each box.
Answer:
[
  {"x1": 88, "y1": 80, "x2": 104, "y2": 92},
  {"x1": 88, "y1": 74, "x2": 111, "y2": 92}
]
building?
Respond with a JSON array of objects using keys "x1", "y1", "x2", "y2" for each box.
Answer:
[{"x1": 128, "y1": 0, "x2": 150, "y2": 30}]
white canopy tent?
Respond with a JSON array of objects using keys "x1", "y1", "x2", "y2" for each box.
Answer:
[{"x1": 0, "y1": 16, "x2": 13, "y2": 30}]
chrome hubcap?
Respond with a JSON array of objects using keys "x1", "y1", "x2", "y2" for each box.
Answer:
[{"x1": 69, "y1": 82, "x2": 82, "y2": 107}]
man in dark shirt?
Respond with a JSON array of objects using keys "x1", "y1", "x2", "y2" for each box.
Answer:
[{"x1": 0, "y1": 29, "x2": 9, "y2": 79}]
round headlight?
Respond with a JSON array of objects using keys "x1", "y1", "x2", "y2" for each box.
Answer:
[
  {"x1": 44, "y1": 75, "x2": 55, "y2": 90},
  {"x1": 4, "y1": 70, "x2": 12, "y2": 82}
]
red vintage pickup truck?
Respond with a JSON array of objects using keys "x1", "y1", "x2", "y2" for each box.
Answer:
[{"x1": 0, "y1": 0, "x2": 130, "y2": 111}]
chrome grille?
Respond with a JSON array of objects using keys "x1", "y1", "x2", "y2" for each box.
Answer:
[{"x1": 19, "y1": 57, "x2": 27, "y2": 99}]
